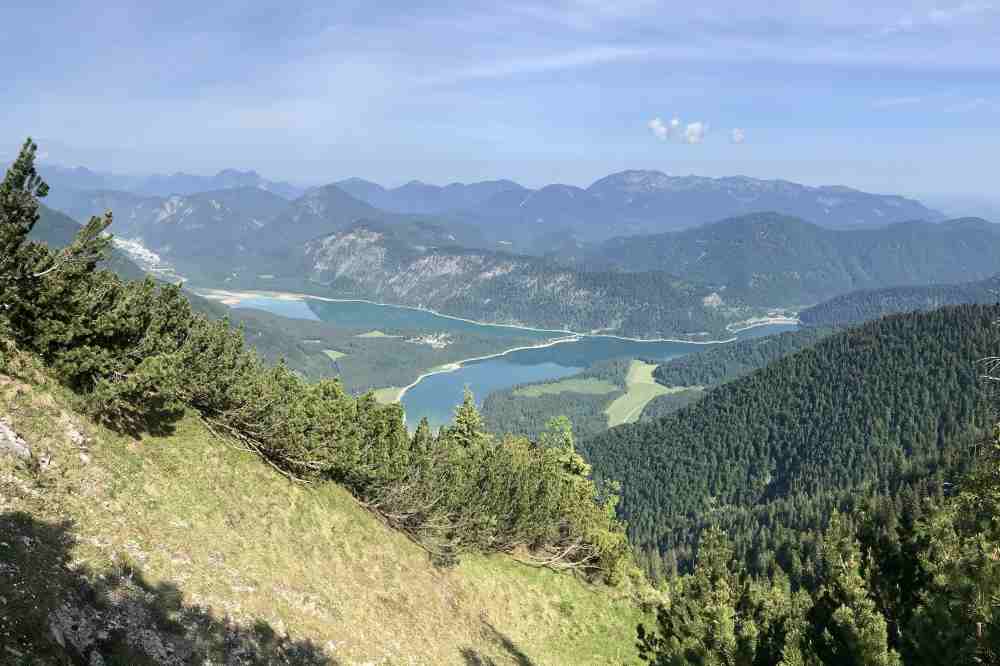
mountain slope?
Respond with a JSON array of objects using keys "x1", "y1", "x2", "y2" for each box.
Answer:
[
  {"x1": 800, "y1": 273, "x2": 1000, "y2": 327},
  {"x1": 30, "y1": 204, "x2": 146, "y2": 280},
  {"x1": 591, "y1": 213, "x2": 1000, "y2": 305},
  {"x1": 42, "y1": 187, "x2": 292, "y2": 256},
  {"x1": 581, "y1": 304, "x2": 998, "y2": 572},
  {"x1": 257, "y1": 184, "x2": 383, "y2": 247},
  {"x1": 0, "y1": 366, "x2": 643, "y2": 664},
  {"x1": 298, "y1": 220, "x2": 753, "y2": 338}
]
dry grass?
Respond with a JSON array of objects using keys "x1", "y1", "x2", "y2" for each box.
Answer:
[{"x1": 0, "y1": 369, "x2": 645, "y2": 664}]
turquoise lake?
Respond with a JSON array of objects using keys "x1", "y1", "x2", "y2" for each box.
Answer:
[{"x1": 222, "y1": 294, "x2": 797, "y2": 429}]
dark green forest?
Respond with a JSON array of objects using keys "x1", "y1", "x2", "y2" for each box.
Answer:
[
  {"x1": 801, "y1": 274, "x2": 1000, "y2": 328},
  {"x1": 594, "y1": 305, "x2": 1000, "y2": 663},
  {"x1": 583, "y1": 304, "x2": 997, "y2": 580},
  {"x1": 650, "y1": 326, "x2": 835, "y2": 387}
]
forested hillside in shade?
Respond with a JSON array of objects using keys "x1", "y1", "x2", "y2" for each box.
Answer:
[
  {"x1": 637, "y1": 326, "x2": 836, "y2": 421},
  {"x1": 651, "y1": 325, "x2": 835, "y2": 387},
  {"x1": 800, "y1": 274, "x2": 1000, "y2": 328},
  {"x1": 581, "y1": 304, "x2": 999, "y2": 583},
  {"x1": 589, "y1": 213, "x2": 1000, "y2": 306}
]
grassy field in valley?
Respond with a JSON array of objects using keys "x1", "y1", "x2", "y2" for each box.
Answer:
[{"x1": 604, "y1": 361, "x2": 679, "y2": 427}]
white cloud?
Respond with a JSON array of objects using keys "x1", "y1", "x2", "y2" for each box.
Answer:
[
  {"x1": 684, "y1": 121, "x2": 708, "y2": 144},
  {"x1": 648, "y1": 117, "x2": 670, "y2": 140},
  {"x1": 730, "y1": 128, "x2": 745, "y2": 144},
  {"x1": 648, "y1": 116, "x2": 710, "y2": 145}
]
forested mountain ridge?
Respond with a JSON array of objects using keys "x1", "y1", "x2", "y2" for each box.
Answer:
[
  {"x1": 581, "y1": 304, "x2": 999, "y2": 579},
  {"x1": 800, "y1": 273, "x2": 1000, "y2": 328},
  {"x1": 588, "y1": 213, "x2": 1000, "y2": 305},
  {"x1": 298, "y1": 220, "x2": 754, "y2": 338}
]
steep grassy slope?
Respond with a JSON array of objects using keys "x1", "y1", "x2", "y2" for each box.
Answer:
[{"x1": 0, "y1": 365, "x2": 644, "y2": 664}]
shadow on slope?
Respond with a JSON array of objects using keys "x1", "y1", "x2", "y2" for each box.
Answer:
[
  {"x1": 459, "y1": 621, "x2": 537, "y2": 666},
  {"x1": 0, "y1": 511, "x2": 335, "y2": 665}
]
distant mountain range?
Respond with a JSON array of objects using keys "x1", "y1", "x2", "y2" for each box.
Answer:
[
  {"x1": 35, "y1": 161, "x2": 993, "y2": 338},
  {"x1": 336, "y1": 177, "x2": 525, "y2": 215},
  {"x1": 38, "y1": 163, "x2": 305, "y2": 199},
  {"x1": 339, "y1": 170, "x2": 945, "y2": 250},
  {"x1": 42, "y1": 163, "x2": 946, "y2": 251}
]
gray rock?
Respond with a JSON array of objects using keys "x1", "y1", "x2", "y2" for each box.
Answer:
[{"x1": 0, "y1": 418, "x2": 30, "y2": 459}]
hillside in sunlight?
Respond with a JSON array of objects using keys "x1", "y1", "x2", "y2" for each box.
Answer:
[{"x1": 0, "y1": 362, "x2": 644, "y2": 664}]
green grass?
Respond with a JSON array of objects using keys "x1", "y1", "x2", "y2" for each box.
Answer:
[
  {"x1": 604, "y1": 361, "x2": 679, "y2": 427},
  {"x1": 513, "y1": 378, "x2": 618, "y2": 398},
  {"x1": 0, "y1": 366, "x2": 647, "y2": 664}
]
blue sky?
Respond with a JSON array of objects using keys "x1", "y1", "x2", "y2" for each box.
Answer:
[{"x1": 2, "y1": 1, "x2": 998, "y2": 199}]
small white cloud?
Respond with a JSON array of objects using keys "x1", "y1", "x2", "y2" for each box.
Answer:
[
  {"x1": 648, "y1": 117, "x2": 670, "y2": 140},
  {"x1": 670, "y1": 117, "x2": 681, "y2": 130},
  {"x1": 730, "y1": 128, "x2": 745, "y2": 144},
  {"x1": 684, "y1": 121, "x2": 708, "y2": 144}
]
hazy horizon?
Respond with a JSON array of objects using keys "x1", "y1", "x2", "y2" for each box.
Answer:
[{"x1": 5, "y1": 1, "x2": 999, "y2": 202}]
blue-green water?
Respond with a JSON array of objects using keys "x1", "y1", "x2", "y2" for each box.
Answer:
[
  {"x1": 401, "y1": 324, "x2": 797, "y2": 428},
  {"x1": 222, "y1": 294, "x2": 797, "y2": 429}
]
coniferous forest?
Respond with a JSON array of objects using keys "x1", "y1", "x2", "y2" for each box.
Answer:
[{"x1": 581, "y1": 303, "x2": 1000, "y2": 663}]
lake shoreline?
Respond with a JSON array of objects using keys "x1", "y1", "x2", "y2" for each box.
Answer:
[
  {"x1": 395, "y1": 335, "x2": 583, "y2": 410},
  {"x1": 192, "y1": 286, "x2": 768, "y2": 345}
]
